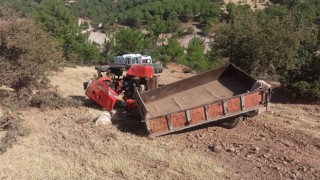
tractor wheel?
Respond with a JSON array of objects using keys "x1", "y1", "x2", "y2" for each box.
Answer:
[{"x1": 221, "y1": 116, "x2": 243, "y2": 129}]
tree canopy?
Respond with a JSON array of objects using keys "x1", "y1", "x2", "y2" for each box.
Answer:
[
  {"x1": 1, "y1": 0, "x2": 320, "y2": 99},
  {"x1": 35, "y1": 0, "x2": 100, "y2": 64}
]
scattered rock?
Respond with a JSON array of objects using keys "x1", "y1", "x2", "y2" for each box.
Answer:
[
  {"x1": 196, "y1": 134, "x2": 205, "y2": 140},
  {"x1": 208, "y1": 144, "x2": 223, "y2": 153},
  {"x1": 267, "y1": 148, "x2": 273, "y2": 152},
  {"x1": 190, "y1": 144, "x2": 197, "y2": 148},
  {"x1": 226, "y1": 147, "x2": 235, "y2": 153},
  {"x1": 94, "y1": 112, "x2": 112, "y2": 126},
  {"x1": 297, "y1": 166, "x2": 308, "y2": 172},
  {"x1": 270, "y1": 165, "x2": 281, "y2": 170},
  {"x1": 235, "y1": 144, "x2": 243, "y2": 149},
  {"x1": 62, "y1": 135, "x2": 67, "y2": 139},
  {"x1": 282, "y1": 161, "x2": 288, "y2": 165},
  {"x1": 249, "y1": 146, "x2": 260, "y2": 154},
  {"x1": 60, "y1": 131, "x2": 68, "y2": 139},
  {"x1": 283, "y1": 140, "x2": 295, "y2": 147}
]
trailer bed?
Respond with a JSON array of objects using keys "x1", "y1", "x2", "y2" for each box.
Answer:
[
  {"x1": 134, "y1": 64, "x2": 271, "y2": 136},
  {"x1": 146, "y1": 76, "x2": 249, "y2": 117}
]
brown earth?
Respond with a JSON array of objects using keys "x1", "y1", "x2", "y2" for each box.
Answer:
[{"x1": 0, "y1": 64, "x2": 319, "y2": 179}]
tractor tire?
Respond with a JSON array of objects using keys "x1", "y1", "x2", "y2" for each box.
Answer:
[{"x1": 221, "y1": 116, "x2": 243, "y2": 129}]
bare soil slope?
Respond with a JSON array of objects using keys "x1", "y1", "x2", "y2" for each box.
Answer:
[{"x1": 0, "y1": 64, "x2": 319, "y2": 179}]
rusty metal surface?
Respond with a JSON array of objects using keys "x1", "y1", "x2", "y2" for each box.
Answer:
[
  {"x1": 136, "y1": 64, "x2": 270, "y2": 136},
  {"x1": 144, "y1": 76, "x2": 249, "y2": 118},
  {"x1": 147, "y1": 92, "x2": 265, "y2": 136}
]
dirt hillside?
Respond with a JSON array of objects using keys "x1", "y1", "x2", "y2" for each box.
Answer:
[{"x1": 0, "y1": 64, "x2": 319, "y2": 179}]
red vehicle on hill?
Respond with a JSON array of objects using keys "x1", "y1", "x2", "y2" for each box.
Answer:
[
  {"x1": 84, "y1": 64, "x2": 271, "y2": 136},
  {"x1": 84, "y1": 65, "x2": 155, "y2": 111}
]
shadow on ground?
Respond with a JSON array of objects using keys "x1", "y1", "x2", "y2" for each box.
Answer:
[
  {"x1": 270, "y1": 87, "x2": 319, "y2": 104},
  {"x1": 111, "y1": 111, "x2": 148, "y2": 136},
  {"x1": 159, "y1": 118, "x2": 240, "y2": 137},
  {"x1": 109, "y1": 108, "x2": 245, "y2": 137},
  {"x1": 69, "y1": 95, "x2": 104, "y2": 110}
]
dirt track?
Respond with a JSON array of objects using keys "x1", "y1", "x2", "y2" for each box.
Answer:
[{"x1": 0, "y1": 64, "x2": 319, "y2": 179}]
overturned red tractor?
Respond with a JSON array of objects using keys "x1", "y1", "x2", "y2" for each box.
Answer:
[{"x1": 84, "y1": 65, "x2": 156, "y2": 111}]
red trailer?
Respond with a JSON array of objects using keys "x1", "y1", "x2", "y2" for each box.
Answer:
[{"x1": 134, "y1": 64, "x2": 271, "y2": 136}]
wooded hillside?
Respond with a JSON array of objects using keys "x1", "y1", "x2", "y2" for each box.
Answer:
[{"x1": 0, "y1": 0, "x2": 319, "y2": 99}]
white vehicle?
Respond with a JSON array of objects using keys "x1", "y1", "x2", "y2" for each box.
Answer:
[
  {"x1": 113, "y1": 54, "x2": 163, "y2": 73},
  {"x1": 113, "y1": 54, "x2": 153, "y2": 65}
]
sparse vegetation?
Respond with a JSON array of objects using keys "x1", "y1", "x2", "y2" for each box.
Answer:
[
  {"x1": 0, "y1": 10, "x2": 82, "y2": 108},
  {"x1": 0, "y1": 10, "x2": 64, "y2": 93},
  {"x1": 0, "y1": 110, "x2": 30, "y2": 154},
  {"x1": 30, "y1": 91, "x2": 82, "y2": 109}
]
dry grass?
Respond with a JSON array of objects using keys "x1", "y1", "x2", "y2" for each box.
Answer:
[
  {"x1": 30, "y1": 90, "x2": 82, "y2": 109},
  {"x1": 260, "y1": 103, "x2": 320, "y2": 139},
  {"x1": 0, "y1": 110, "x2": 30, "y2": 154},
  {"x1": 1, "y1": 65, "x2": 319, "y2": 179},
  {"x1": 0, "y1": 64, "x2": 224, "y2": 179},
  {"x1": 50, "y1": 66, "x2": 97, "y2": 98},
  {"x1": 0, "y1": 108, "x2": 223, "y2": 179}
]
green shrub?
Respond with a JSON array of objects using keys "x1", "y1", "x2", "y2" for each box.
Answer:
[{"x1": 0, "y1": 10, "x2": 64, "y2": 93}]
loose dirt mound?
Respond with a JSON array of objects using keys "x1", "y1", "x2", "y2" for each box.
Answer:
[{"x1": 0, "y1": 64, "x2": 319, "y2": 179}]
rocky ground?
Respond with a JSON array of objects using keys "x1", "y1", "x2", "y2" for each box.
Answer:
[{"x1": 0, "y1": 64, "x2": 319, "y2": 179}]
